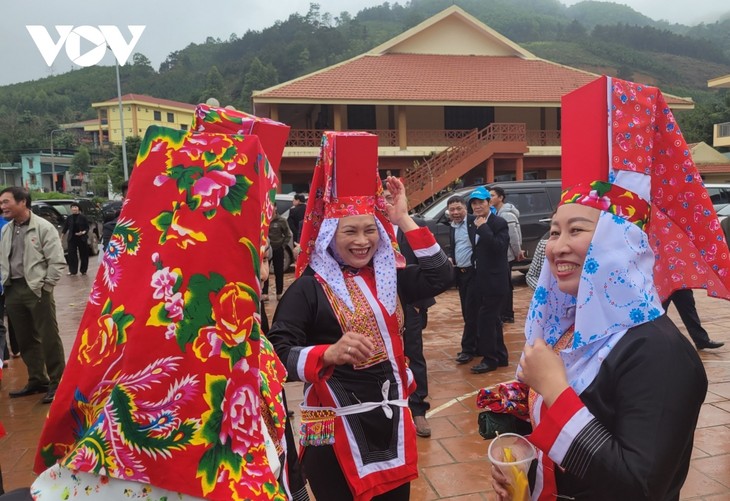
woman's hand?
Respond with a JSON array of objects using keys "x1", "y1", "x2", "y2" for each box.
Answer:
[
  {"x1": 491, "y1": 464, "x2": 512, "y2": 500},
  {"x1": 323, "y1": 331, "x2": 375, "y2": 366},
  {"x1": 384, "y1": 176, "x2": 417, "y2": 232},
  {"x1": 518, "y1": 338, "x2": 569, "y2": 407}
]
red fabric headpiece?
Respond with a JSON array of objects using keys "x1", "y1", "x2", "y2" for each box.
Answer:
[
  {"x1": 559, "y1": 180, "x2": 650, "y2": 230},
  {"x1": 562, "y1": 76, "x2": 730, "y2": 301},
  {"x1": 35, "y1": 121, "x2": 288, "y2": 500},
  {"x1": 295, "y1": 131, "x2": 403, "y2": 276}
]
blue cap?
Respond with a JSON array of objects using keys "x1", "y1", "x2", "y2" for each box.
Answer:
[{"x1": 468, "y1": 186, "x2": 491, "y2": 203}]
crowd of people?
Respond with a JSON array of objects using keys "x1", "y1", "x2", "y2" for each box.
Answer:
[{"x1": 0, "y1": 76, "x2": 728, "y2": 501}]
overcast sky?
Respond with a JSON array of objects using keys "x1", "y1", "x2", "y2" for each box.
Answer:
[{"x1": 0, "y1": 0, "x2": 725, "y2": 86}]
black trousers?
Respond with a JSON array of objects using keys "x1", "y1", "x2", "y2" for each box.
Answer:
[
  {"x1": 263, "y1": 246, "x2": 285, "y2": 295},
  {"x1": 501, "y1": 260, "x2": 516, "y2": 320},
  {"x1": 67, "y1": 236, "x2": 89, "y2": 274},
  {"x1": 302, "y1": 445, "x2": 410, "y2": 501},
  {"x1": 403, "y1": 304, "x2": 429, "y2": 416},
  {"x1": 0, "y1": 294, "x2": 7, "y2": 360},
  {"x1": 455, "y1": 267, "x2": 480, "y2": 355},
  {"x1": 662, "y1": 289, "x2": 711, "y2": 347},
  {"x1": 477, "y1": 293, "x2": 508, "y2": 365}
]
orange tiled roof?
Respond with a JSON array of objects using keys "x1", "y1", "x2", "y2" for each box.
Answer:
[
  {"x1": 94, "y1": 93, "x2": 196, "y2": 110},
  {"x1": 255, "y1": 54, "x2": 691, "y2": 106}
]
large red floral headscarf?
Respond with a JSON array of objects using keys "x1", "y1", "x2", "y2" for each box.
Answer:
[
  {"x1": 35, "y1": 109, "x2": 291, "y2": 500},
  {"x1": 562, "y1": 76, "x2": 730, "y2": 302}
]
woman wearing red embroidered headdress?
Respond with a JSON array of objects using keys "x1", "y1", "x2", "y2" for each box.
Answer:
[
  {"x1": 491, "y1": 77, "x2": 730, "y2": 500},
  {"x1": 267, "y1": 132, "x2": 453, "y2": 500}
]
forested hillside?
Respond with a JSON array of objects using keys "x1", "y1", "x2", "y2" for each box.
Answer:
[{"x1": 2, "y1": 0, "x2": 730, "y2": 168}]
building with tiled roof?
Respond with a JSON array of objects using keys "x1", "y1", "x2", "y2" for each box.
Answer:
[
  {"x1": 89, "y1": 94, "x2": 196, "y2": 146},
  {"x1": 708, "y1": 74, "x2": 730, "y2": 148},
  {"x1": 252, "y1": 5, "x2": 694, "y2": 205}
]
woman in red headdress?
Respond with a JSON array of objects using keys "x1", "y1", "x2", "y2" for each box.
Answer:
[
  {"x1": 268, "y1": 132, "x2": 453, "y2": 500},
  {"x1": 490, "y1": 77, "x2": 730, "y2": 500}
]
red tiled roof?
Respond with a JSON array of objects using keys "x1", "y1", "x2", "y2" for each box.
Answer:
[
  {"x1": 255, "y1": 54, "x2": 691, "y2": 106},
  {"x1": 95, "y1": 93, "x2": 196, "y2": 110}
]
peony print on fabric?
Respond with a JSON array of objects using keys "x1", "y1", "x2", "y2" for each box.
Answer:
[
  {"x1": 608, "y1": 78, "x2": 730, "y2": 301},
  {"x1": 35, "y1": 121, "x2": 288, "y2": 501}
]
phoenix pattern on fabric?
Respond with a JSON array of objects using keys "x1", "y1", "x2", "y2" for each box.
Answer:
[{"x1": 35, "y1": 121, "x2": 288, "y2": 501}]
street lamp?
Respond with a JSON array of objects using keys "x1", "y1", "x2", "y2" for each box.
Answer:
[
  {"x1": 50, "y1": 128, "x2": 63, "y2": 192},
  {"x1": 113, "y1": 52, "x2": 129, "y2": 181}
]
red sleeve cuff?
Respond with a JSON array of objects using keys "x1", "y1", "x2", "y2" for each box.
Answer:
[
  {"x1": 301, "y1": 344, "x2": 335, "y2": 383},
  {"x1": 404, "y1": 226, "x2": 438, "y2": 252},
  {"x1": 528, "y1": 387, "x2": 584, "y2": 453}
]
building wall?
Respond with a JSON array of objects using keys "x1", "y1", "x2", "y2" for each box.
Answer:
[
  {"x1": 103, "y1": 104, "x2": 194, "y2": 144},
  {"x1": 406, "y1": 106, "x2": 444, "y2": 129},
  {"x1": 495, "y1": 107, "x2": 541, "y2": 129}
]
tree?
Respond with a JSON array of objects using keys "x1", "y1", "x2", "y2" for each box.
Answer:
[
  {"x1": 198, "y1": 66, "x2": 227, "y2": 104},
  {"x1": 70, "y1": 145, "x2": 91, "y2": 174},
  {"x1": 238, "y1": 58, "x2": 278, "y2": 112},
  {"x1": 108, "y1": 136, "x2": 142, "y2": 191}
]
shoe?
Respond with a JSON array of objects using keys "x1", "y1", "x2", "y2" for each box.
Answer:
[
  {"x1": 413, "y1": 415, "x2": 431, "y2": 438},
  {"x1": 66, "y1": 272, "x2": 76, "y2": 276},
  {"x1": 497, "y1": 360, "x2": 509, "y2": 368},
  {"x1": 9, "y1": 383, "x2": 49, "y2": 398},
  {"x1": 470, "y1": 361, "x2": 497, "y2": 374},
  {"x1": 41, "y1": 387, "x2": 57, "y2": 404},
  {"x1": 11, "y1": 353, "x2": 20, "y2": 359},
  {"x1": 455, "y1": 352, "x2": 474, "y2": 364},
  {"x1": 81, "y1": 272, "x2": 87, "y2": 276},
  {"x1": 2, "y1": 360, "x2": 8, "y2": 368},
  {"x1": 696, "y1": 340, "x2": 724, "y2": 350},
  {"x1": 276, "y1": 294, "x2": 283, "y2": 301},
  {"x1": 502, "y1": 317, "x2": 515, "y2": 324}
]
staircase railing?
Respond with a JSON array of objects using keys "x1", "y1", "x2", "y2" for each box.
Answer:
[{"x1": 403, "y1": 123, "x2": 526, "y2": 201}]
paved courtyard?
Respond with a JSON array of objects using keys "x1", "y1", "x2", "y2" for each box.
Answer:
[{"x1": 1, "y1": 257, "x2": 729, "y2": 499}]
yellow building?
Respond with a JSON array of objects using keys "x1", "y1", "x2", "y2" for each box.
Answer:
[
  {"x1": 708, "y1": 74, "x2": 730, "y2": 148},
  {"x1": 88, "y1": 94, "x2": 196, "y2": 145}
]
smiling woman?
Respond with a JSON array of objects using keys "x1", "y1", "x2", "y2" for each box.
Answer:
[{"x1": 268, "y1": 131, "x2": 453, "y2": 500}]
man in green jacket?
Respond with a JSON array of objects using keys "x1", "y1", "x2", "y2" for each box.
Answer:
[{"x1": 0, "y1": 187, "x2": 66, "y2": 404}]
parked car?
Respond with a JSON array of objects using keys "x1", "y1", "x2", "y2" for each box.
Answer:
[
  {"x1": 31, "y1": 198, "x2": 103, "y2": 255},
  {"x1": 705, "y1": 184, "x2": 730, "y2": 211},
  {"x1": 416, "y1": 180, "x2": 562, "y2": 271},
  {"x1": 101, "y1": 200, "x2": 123, "y2": 222}
]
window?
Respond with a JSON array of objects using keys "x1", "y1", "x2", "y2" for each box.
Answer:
[
  {"x1": 180, "y1": 124, "x2": 188, "y2": 131},
  {"x1": 167, "y1": 112, "x2": 174, "y2": 123},
  {"x1": 154, "y1": 111, "x2": 161, "y2": 121}
]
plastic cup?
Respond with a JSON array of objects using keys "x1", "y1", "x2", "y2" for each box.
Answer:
[{"x1": 488, "y1": 433, "x2": 535, "y2": 501}]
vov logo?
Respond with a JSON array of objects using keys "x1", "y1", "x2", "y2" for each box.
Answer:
[{"x1": 26, "y1": 25, "x2": 146, "y2": 67}]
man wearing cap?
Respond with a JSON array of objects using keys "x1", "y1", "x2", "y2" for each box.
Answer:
[{"x1": 468, "y1": 186, "x2": 510, "y2": 374}]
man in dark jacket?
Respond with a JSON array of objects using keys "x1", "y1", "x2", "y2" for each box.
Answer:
[
  {"x1": 447, "y1": 195, "x2": 480, "y2": 365},
  {"x1": 265, "y1": 204, "x2": 291, "y2": 301},
  {"x1": 287, "y1": 193, "x2": 306, "y2": 243},
  {"x1": 61, "y1": 203, "x2": 90, "y2": 275},
  {"x1": 467, "y1": 187, "x2": 510, "y2": 374},
  {"x1": 387, "y1": 189, "x2": 437, "y2": 438}
]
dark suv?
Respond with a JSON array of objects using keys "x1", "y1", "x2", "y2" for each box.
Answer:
[
  {"x1": 31, "y1": 198, "x2": 103, "y2": 255},
  {"x1": 415, "y1": 180, "x2": 562, "y2": 271}
]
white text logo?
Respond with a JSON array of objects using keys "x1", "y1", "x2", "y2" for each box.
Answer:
[{"x1": 26, "y1": 25, "x2": 146, "y2": 67}]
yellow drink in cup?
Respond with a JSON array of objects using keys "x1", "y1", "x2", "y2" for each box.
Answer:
[{"x1": 488, "y1": 433, "x2": 536, "y2": 501}]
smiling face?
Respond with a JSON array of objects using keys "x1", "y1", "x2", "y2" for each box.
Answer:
[
  {"x1": 334, "y1": 214, "x2": 380, "y2": 269},
  {"x1": 0, "y1": 192, "x2": 28, "y2": 222},
  {"x1": 546, "y1": 203, "x2": 600, "y2": 297}
]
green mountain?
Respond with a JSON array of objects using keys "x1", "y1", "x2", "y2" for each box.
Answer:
[{"x1": 2, "y1": 0, "x2": 730, "y2": 163}]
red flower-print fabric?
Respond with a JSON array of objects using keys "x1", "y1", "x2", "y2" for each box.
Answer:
[
  {"x1": 608, "y1": 78, "x2": 730, "y2": 301},
  {"x1": 34, "y1": 125, "x2": 287, "y2": 501}
]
